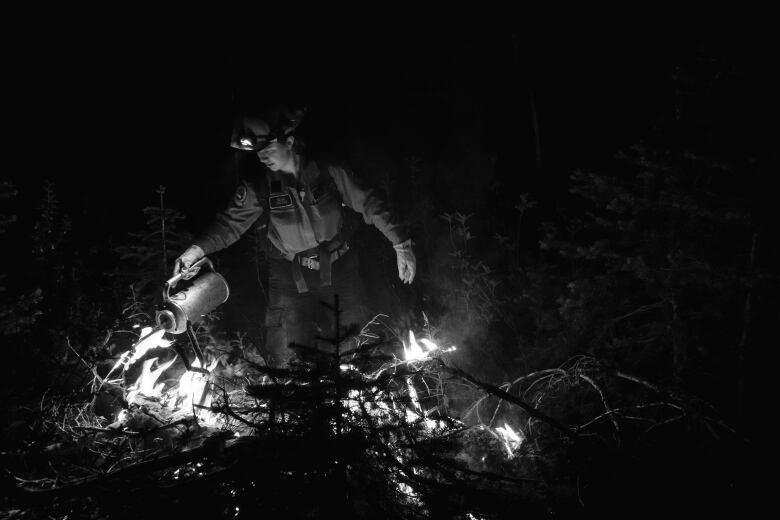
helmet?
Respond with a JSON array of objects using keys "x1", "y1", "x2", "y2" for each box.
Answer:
[{"x1": 229, "y1": 104, "x2": 307, "y2": 151}]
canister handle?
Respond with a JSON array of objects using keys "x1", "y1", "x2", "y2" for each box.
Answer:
[{"x1": 163, "y1": 257, "x2": 214, "y2": 301}]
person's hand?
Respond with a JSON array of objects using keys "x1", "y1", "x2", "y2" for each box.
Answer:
[
  {"x1": 173, "y1": 245, "x2": 205, "y2": 280},
  {"x1": 394, "y1": 239, "x2": 416, "y2": 284}
]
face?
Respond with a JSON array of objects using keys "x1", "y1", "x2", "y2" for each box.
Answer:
[
  {"x1": 233, "y1": 116, "x2": 296, "y2": 171},
  {"x1": 256, "y1": 136, "x2": 294, "y2": 171}
]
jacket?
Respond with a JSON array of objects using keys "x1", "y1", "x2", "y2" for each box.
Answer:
[{"x1": 193, "y1": 159, "x2": 408, "y2": 260}]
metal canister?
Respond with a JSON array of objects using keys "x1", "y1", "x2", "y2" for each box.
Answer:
[{"x1": 155, "y1": 257, "x2": 230, "y2": 334}]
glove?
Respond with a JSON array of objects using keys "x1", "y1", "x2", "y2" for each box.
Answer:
[
  {"x1": 173, "y1": 245, "x2": 205, "y2": 280},
  {"x1": 394, "y1": 239, "x2": 416, "y2": 284}
]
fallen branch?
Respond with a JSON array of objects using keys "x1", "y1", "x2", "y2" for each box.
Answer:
[
  {"x1": 510, "y1": 368, "x2": 567, "y2": 388},
  {"x1": 577, "y1": 373, "x2": 620, "y2": 434},
  {"x1": 615, "y1": 371, "x2": 661, "y2": 393},
  {"x1": 17, "y1": 433, "x2": 248, "y2": 499},
  {"x1": 577, "y1": 401, "x2": 685, "y2": 431},
  {"x1": 436, "y1": 360, "x2": 575, "y2": 439}
]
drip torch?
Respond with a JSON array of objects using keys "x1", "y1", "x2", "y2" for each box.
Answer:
[
  {"x1": 154, "y1": 257, "x2": 230, "y2": 373},
  {"x1": 100, "y1": 257, "x2": 229, "y2": 391}
]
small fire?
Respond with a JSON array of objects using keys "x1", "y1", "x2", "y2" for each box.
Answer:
[
  {"x1": 494, "y1": 422, "x2": 524, "y2": 458},
  {"x1": 177, "y1": 358, "x2": 219, "y2": 421},
  {"x1": 406, "y1": 379, "x2": 423, "y2": 423},
  {"x1": 402, "y1": 330, "x2": 456, "y2": 362},
  {"x1": 126, "y1": 356, "x2": 176, "y2": 404},
  {"x1": 114, "y1": 326, "x2": 221, "y2": 426},
  {"x1": 128, "y1": 327, "x2": 172, "y2": 365},
  {"x1": 106, "y1": 326, "x2": 172, "y2": 379},
  {"x1": 403, "y1": 330, "x2": 439, "y2": 361},
  {"x1": 125, "y1": 354, "x2": 220, "y2": 426},
  {"x1": 404, "y1": 379, "x2": 448, "y2": 430},
  {"x1": 398, "y1": 331, "x2": 457, "y2": 429}
]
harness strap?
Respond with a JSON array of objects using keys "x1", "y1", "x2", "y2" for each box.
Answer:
[
  {"x1": 318, "y1": 242, "x2": 332, "y2": 287},
  {"x1": 271, "y1": 160, "x2": 342, "y2": 293},
  {"x1": 291, "y1": 257, "x2": 308, "y2": 293}
]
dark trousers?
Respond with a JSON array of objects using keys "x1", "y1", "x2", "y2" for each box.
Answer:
[{"x1": 264, "y1": 250, "x2": 367, "y2": 367}]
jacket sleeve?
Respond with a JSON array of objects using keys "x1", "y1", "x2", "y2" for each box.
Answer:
[
  {"x1": 193, "y1": 180, "x2": 264, "y2": 255},
  {"x1": 328, "y1": 165, "x2": 408, "y2": 246}
]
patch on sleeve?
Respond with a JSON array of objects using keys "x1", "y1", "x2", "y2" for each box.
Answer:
[{"x1": 234, "y1": 184, "x2": 248, "y2": 207}]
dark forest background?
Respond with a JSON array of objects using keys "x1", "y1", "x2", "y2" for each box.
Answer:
[{"x1": 2, "y1": 24, "x2": 777, "y2": 515}]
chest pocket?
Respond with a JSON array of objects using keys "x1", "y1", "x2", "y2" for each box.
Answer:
[
  {"x1": 267, "y1": 186, "x2": 317, "y2": 253},
  {"x1": 269, "y1": 193, "x2": 293, "y2": 210},
  {"x1": 306, "y1": 172, "x2": 342, "y2": 242}
]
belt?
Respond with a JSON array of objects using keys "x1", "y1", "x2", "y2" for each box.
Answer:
[
  {"x1": 290, "y1": 241, "x2": 350, "y2": 293},
  {"x1": 297, "y1": 241, "x2": 350, "y2": 270}
]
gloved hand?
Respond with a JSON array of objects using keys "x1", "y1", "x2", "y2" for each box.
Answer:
[
  {"x1": 173, "y1": 245, "x2": 205, "y2": 280},
  {"x1": 394, "y1": 239, "x2": 416, "y2": 284}
]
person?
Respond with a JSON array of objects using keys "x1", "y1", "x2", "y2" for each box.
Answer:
[{"x1": 173, "y1": 104, "x2": 416, "y2": 367}]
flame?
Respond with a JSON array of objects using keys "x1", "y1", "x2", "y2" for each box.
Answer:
[
  {"x1": 403, "y1": 330, "x2": 457, "y2": 361},
  {"x1": 403, "y1": 330, "x2": 438, "y2": 361},
  {"x1": 118, "y1": 325, "x2": 220, "y2": 426},
  {"x1": 404, "y1": 377, "x2": 447, "y2": 430},
  {"x1": 121, "y1": 327, "x2": 459, "y2": 434},
  {"x1": 126, "y1": 356, "x2": 176, "y2": 404},
  {"x1": 494, "y1": 422, "x2": 524, "y2": 458},
  {"x1": 406, "y1": 378, "x2": 422, "y2": 423},
  {"x1": 106, "y1": 326, "x2": 172, "y2": 379},
  {"x1": 127, "y1": 327, "x2": 172, "y2": 365},
  {"x1": 419, "y1": 338, "x2": 438, "y2": 351},
  {"x1": 176, "y1": 358, "x2": 219, "y2": 425}
]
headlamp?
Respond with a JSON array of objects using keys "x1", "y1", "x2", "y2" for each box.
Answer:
[
  {"x1": 230, "y1": 135, "x2": 277, "y2": 152},
  {"x1": 230, "y1": 132, "x2": 279, "y2": 152}
]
